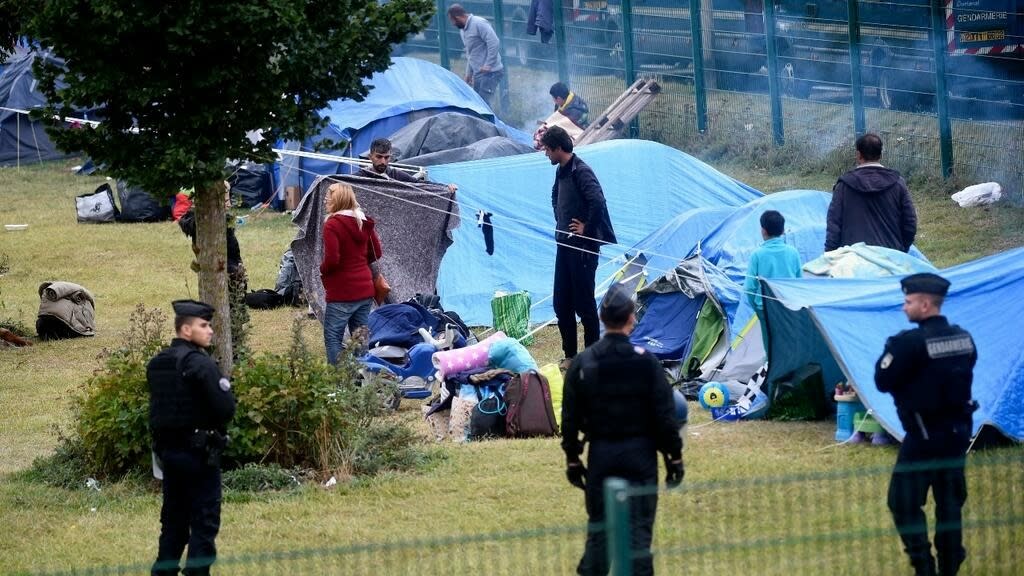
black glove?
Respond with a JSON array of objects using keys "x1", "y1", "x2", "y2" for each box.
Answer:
[
  {"x1": 566, "y1": 462, "x2": 586, "y2": 490},
  {"x1": 664, "y1": 456, "x2": 684, "y2": 489}
]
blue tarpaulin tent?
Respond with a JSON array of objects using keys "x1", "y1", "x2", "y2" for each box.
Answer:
[
  {"x1": 429, "y1": 139, "x2": 763, "y2": 325},
  {"x1": 278, "y1": 57, "x2": 530, "y2": 191},
  {"x1": 628, "y1": 190, "x2": 832, "y2": 363},
  {"x1": 763, "y1": 246, "x2": 1024, "y2": 441}
]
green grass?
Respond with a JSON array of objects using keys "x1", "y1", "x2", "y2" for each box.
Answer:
[{"x1": 2, "y1": 153, "x2": 1022, "y2": 574}]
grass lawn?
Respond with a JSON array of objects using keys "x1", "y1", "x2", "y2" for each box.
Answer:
[{"x1": 1, "y1": 158, "x2": 1022, "y2": 574}]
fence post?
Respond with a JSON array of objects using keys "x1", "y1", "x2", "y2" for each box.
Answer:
[
  {"x1": 436, "y1": 0, "x2": 450, "y2": 70},
  {"x1": 689, "y1": 0, "x2": 708, "y2": 133},
  {"x1": 492, "y1": 0, "x2": 511, "y2": 114},
  {"x1": 929, "y1": 0, "x2": 954, "y2": 177},
  {"x1": 847, "y1": 0, "x2": 865, "y2": 136},
  {"x1": 553, "y1": 0, "x2": 569, "y2": 83},
  {"x1": 605, "y1": 478, "x2": 632, "y2": 576},
  {"x1": 620, "y1": 0, "x2": 637, "y2": 136},
  {"x1": 762, "y1": 0, "x2": 785, "y2": 145}
]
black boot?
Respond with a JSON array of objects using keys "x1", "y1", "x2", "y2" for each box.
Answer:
[{"x1": 911, "y1": 556, "x2": 937, "y2": 576}]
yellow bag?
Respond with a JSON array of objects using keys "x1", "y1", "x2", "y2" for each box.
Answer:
[{"x1": 539, "y1": 363, "x2": 564, "y2": 427}]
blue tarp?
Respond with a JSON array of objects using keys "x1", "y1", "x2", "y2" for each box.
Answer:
[
  {"x1": 764, "y1": 246, "x2": 1024, "y2": 441},
  {"x1": 430, "y1": 139, "x2": 763, "y2": 325},
  {"x1": 279, "y1": 57, "x2": 531, "y2": 191}
]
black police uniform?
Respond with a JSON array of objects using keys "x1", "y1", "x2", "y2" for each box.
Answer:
[
  {"x1": 875, "y1": 274, "x2": 976, "y2": 576},
  {"x1": 148, "y1": 301, "x2": 236, "y2": 576},
  {"x1": 561, "y1": 307, "x2": 683, "y2": 576}
]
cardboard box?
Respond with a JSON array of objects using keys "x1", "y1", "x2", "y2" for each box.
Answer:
[{"x1": 285, "y1": 186, "x2": 301, "y2": 211}]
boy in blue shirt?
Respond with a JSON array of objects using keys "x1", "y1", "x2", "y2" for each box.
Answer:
[{"x1": 744, "y1": 210, "x2": 802, "y2": 350}]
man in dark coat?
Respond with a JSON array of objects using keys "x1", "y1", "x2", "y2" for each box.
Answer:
[
  {"x1": 875, "y1": 273, "x2": 977, "y2": 576},
  {"x1": 540, "y1": 125, "x2": 617, "y2": 367},
  {"x1": 148, "y1": 300, "x2": 237, "y2": 576},
  {"x1": 562, "y1": 283, "x2": 684, "y2": 576},
  {"x1": 825, "y1": 133, "x2": 917, "y2": 252}
]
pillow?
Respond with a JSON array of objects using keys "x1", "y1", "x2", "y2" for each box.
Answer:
[{"x1": 432, "y1": 331, "x2": 507, "y2": 380}]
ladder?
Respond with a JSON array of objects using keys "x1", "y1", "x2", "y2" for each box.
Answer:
[{"x1": 575, "y1": 78, "x2": 662, "y2": 147}]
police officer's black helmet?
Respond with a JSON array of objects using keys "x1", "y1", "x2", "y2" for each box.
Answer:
[
  {"x1": 600, "y1": 283, "x2": 635, "y2": 325},
  {"x1": 172, "y1": 299, "x2": 215, "y2": 321},
  {"x1": 900, "y1": 273, "x2": 950, "y2": 296}
]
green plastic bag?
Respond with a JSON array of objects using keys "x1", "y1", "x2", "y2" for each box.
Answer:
[{"x1": 491, "y1": 291, "x2": 533, "y2": 346}]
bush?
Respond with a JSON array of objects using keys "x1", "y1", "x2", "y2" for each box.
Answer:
[
  {"x1": 222, "y1": 463, "x2": 304, "y2": 492},
  {"x1": 55, "y1": 308, "x2": 424, "y2": 484},
  {"x1": 73, "y1": 304, "x2": 165, "y2": 477}
]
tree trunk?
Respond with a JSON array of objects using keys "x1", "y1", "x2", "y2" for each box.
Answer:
[{"x1": 194, "y1": 180, "x2": 234, "y2": 375}]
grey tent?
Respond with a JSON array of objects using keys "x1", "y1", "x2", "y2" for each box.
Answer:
[
  {"x1": 291, "y1": 174, "x2": 459, "y2": 321},
  {"x1": 0, "y1": 50, "x2": 95, "y2": 167},
  {"x1": 401, "y1": 136, "x2": 535, "y2": 167}
]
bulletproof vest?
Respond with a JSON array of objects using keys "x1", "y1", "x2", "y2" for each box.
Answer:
[
  {"x1": 577, "y1": 338, "x2": 661, "y2": 441},
  {"x1": 896, "y1": 322, "x2": 975, "y2": 423},
  {"x1": 147, "y1": 344, "x2": 199, "y2": 432}
]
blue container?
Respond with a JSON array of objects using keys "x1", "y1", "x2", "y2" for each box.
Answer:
[{"x1": 835, "y1": 399, "x2": 866, "y2": 442}]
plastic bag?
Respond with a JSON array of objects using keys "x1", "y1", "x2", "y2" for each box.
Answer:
[{"x1": 491, "y1": 291, "x2": 533, "y2": 345}]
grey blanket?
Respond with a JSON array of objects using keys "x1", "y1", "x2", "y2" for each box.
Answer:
[{"x1": 291, "y1": 175, "x2": 459, "y2": 321}]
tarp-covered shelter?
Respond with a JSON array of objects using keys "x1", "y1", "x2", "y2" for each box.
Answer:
[
  {"x1": 0, "y1": 50, "x2": 96, "y2": 167},
  {"x1": 629, "y1": 190, "x2": 833, "y2": 372},
  {"x1": 428, "y1": 140, "x2": 763, "y2": 325},
  {"x1": 277, "y1": 57, "x2": 531, "y2": 192},
  {"x1": 290, "y1": 174, "x2": 459, "y2": 321},
  {"x1": 763, "y1": 246, "x2": 1024, "y2": 441}
]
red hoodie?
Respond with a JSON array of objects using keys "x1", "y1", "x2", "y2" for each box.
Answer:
[{"x1": 320, "y1": 213, "x2": 382, "y2": 303}]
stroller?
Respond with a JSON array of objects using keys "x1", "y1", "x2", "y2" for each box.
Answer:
[{"x1": 359, "y1": 301, "x2": 470, "y2": 409}]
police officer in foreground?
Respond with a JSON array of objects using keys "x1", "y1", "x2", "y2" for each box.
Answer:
[
  {"x1": 148, "y1": 300, "x2": 237, "y2": 576},
  {"x1": 875, "y1": 273, "x2": 977, "y2": 576},
  {"x1": 561, "y1": 283, "x2": 684, "y2": 576}
]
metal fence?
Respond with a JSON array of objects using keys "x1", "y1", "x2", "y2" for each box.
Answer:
[
  {"x1": 26, "y1": 451, "x2": 1024, "y2": 575},
  {"x1": 396, "y1": 0, "x2": 1023, "y2": 200}
]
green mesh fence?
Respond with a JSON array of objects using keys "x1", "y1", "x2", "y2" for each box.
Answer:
[
  {"x1": 395, "y1": 1, "x2": 1023, "y2": 201},
  {"x1": 23, "y1": 452, "x2": 1021, "y2": 575},
  {"x1": 622, "y1": 451, "x2": 1024, "y2": 576}
]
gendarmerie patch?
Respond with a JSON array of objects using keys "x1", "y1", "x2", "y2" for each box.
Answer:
[
  {"x1": 219, "y1": 378, "x2": 232, "y2": 391},
  {"x1": 926, "y1": 335, "x2": 975, "y2": 359},
  {"x1": 879, "y1": 353, "x2": 893, "y2": 369}
]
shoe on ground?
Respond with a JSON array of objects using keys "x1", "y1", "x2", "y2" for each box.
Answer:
[
  {"x1": 848, "y1": 431, "x2": 867, "y2": 444},
  {"x1": 558, "y1": 357, "x2": 574, "y2": 372}
]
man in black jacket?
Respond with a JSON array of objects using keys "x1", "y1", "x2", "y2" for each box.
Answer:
[
  {"x1": 825, "y1": 133, "x2": 917, "y2": 252},
  {"x1": 149, "y1": 300, "x2": 237, "y2": 576},
  {"x1": 562, "y1": 283, "x2": 684, "y2": 576},
  {"x1": 541, "y1": 126, "x2": 616, "y2": 368},
  {"x1": 875, "y1": 273, "x2": 977, "y2": 576}
]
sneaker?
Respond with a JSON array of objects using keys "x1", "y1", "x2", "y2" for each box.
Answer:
[
  {"x1": 848, "y1": 431, "x2": 867, "y2": 444},
  {"x1": 871, "y1": 432, "x2": 894, "y2": 446}
]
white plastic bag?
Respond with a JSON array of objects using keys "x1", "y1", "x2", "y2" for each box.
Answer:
[{"x1": 951, "y1": 182, "x2": 1001, "y2": 207}]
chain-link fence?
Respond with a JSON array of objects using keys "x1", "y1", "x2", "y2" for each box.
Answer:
[
  {"x1": 395, "y1": 0, "x2": 1023, "y2": 200},
  {"x1": 25, "y1": 451, "x2": 1023, "y2": 575}
]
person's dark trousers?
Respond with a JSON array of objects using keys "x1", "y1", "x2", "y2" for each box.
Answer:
[
  {"x1": 553, "y1": 244, "x2": 600, "y2": 360},
  {"x1": 887, "y1": 427, "x2": 969, "y2": 576},
  {"x1": 472, "y1": 70, "x2": 504, "y2": 113},
  {"x1": 152, "y1": 448, "x2": 223, "y2": 576},
  {"x1": 577, "y1": 438, "x2": 658, "y2": 576}
]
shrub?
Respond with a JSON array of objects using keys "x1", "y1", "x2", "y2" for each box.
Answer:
[
  {"x1": 222, "y1": 463, "x2": 304, "y2": 492},
  {"x1": 73, "y1": 304, "x2": 165, "y2": 477},
  {"x1": 54, "y1": 308, "x2": 424, "y2": 484}
]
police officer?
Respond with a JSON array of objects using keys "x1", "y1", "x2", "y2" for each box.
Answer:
[
  {"x1": 148, "y1": 300, "x2": 237, "y2": 576},
  {"x1": 561, "y1": 283, "x2": 684, "y2": 576},
  {"x1": 875, "y1": 273, "x2": 977, "y2": 576}
]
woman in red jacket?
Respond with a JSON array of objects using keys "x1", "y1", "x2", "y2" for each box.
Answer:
[{"x1": 320, "y1": 182, "x2": 382, "y2": 365}]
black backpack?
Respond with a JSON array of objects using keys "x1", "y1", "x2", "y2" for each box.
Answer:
[{"x1": 244, "y1": 289, "x2": 284, "y2": 310}]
